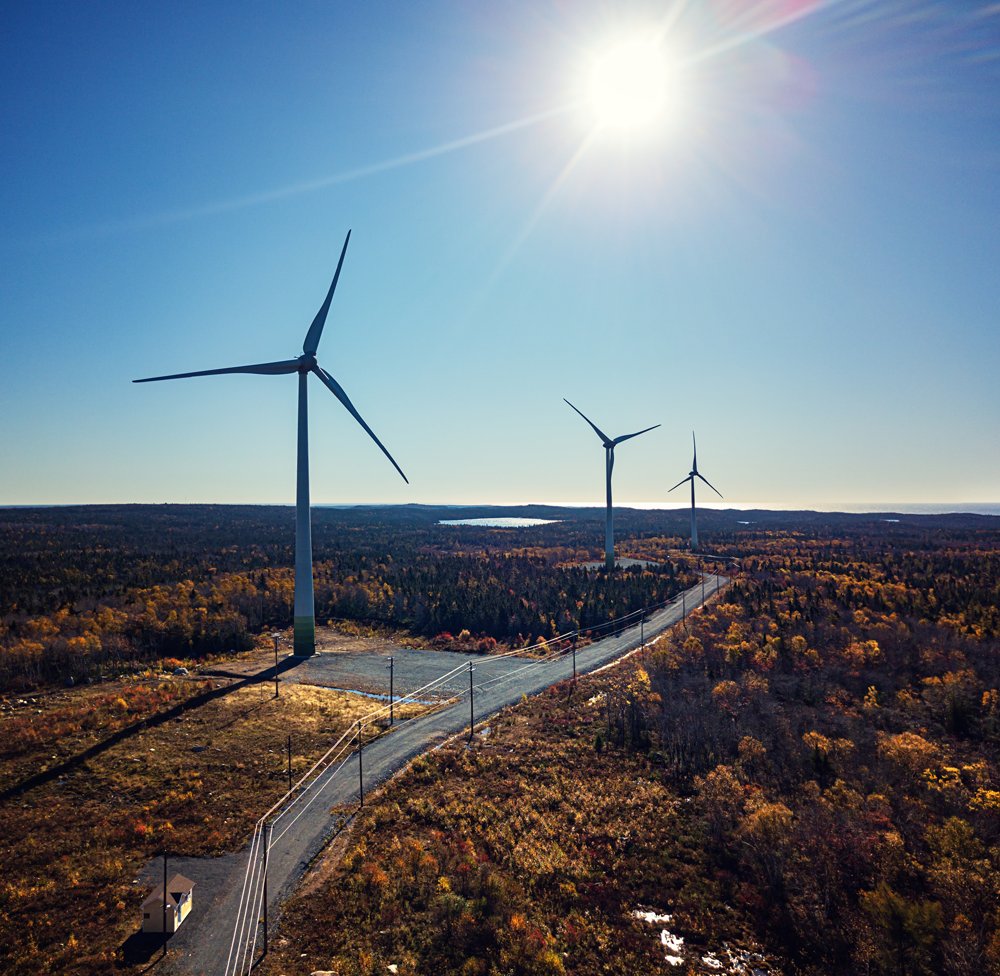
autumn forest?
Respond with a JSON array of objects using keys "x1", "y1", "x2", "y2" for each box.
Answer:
[{"x1": 2, "y1": 503, "x2": 1000, "y2": 975}]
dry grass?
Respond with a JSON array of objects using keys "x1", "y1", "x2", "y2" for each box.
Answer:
[
  {"x1": 258, "y1": 662, "x2": 775, "y2": 976},
  {"x1": 0, "y1": 667, "x2": 432, "y2": 975}
]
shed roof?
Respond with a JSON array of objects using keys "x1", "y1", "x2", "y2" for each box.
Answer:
[{"x1": 141, "y1": 873, "x2": 195, "y2": 910}]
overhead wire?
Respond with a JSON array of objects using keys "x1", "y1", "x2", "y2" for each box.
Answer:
[{"x1": 223, "y1": 572, "x2": 728, "y2": 973}]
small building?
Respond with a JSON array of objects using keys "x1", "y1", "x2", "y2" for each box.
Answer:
[{"x1": 141, "y1": 873, "x2": 195, "y2": 933}]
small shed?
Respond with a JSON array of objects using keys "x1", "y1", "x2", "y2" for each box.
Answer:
[{"x1": 141, "y1": 873, "x2": 195, "y2": 933}]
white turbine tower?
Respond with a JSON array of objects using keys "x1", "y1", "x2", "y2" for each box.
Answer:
[
  {"x1": 564, "y1": 399, "x2": 659, "y2": 571},
  {"x1": 135, "y1": 231, "x2": 407, "y2": 657},
  {"x1": 669, "y1": 432, "x2": 722, "y2": 552}
]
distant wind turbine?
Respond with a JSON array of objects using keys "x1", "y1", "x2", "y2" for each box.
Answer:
[
  {"x1": 135, "y1": 231, "x2": 407, "y2": 656},
  {"x1": 669, "y1": 432, "x2": 722, "y2": 551},
  {"x1": 564, "y1": 399, "x2": 659, "y2": 571}
]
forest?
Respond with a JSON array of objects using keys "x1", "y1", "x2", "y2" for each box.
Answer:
[
  {"x1": 259, "y1": 513, "x2": 1000, "y2": 976},
  {"x1": 0, "y1": 503, "x2": 707, "y2": 691},
  {"x1": 1, "y1": 504, "x2": 999, "y2": 973}
]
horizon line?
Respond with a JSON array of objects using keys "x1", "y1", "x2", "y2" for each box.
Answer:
[{"x1": 3, "y1": 500, "x2": 999, "y2": 517}]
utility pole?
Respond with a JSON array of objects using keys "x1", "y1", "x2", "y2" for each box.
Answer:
[
  {"x1": 571, "y1": 631, "x2": 577, "y2": 681},
  {"x1": 702, "y1": 575, "x2": 706, "y2": 605},
  {"x1": 162, "y1": 851, "x2": 168, "y2": 957},
  {"x1": 468, "y1": 662, "x2": 476, "y2": 743},
  {"x1": 386, "y1": 656, "x2": 394, "y2": 725},
  {"x1": 287, "y1": 733, "x2": 292, "y2": 795},
  {"x1": 273, "y1": 633, "x2": 281, "y2": 697},
  {"x1": 262, "y1": 822, "x2": 272, "y2": 957},
  {"x1": 682, "y1": 592, "x2": 686, "y2": 622},
  {"x1": 640, "y1": 609, "x2": 644, "y2": 648},
  {"x1": 358, "y1": 720, "x2": 364, "y2": 807}
]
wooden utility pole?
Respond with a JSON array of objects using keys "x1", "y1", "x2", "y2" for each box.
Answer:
[
  {"x1": 468, "y1": 662, "x2": 476, "y2": 742},
  {"x1": 358, "y1": 720, "x2": 364, "y2": 807},
  {"x1": 572, "y1": 631, "x2": 577, "y2": 681},
  {"x1": 262, "y1": 822, "x2": 272, "y2": 956},
  {"x1": 273, "y1": 633, "x2": 280, "y2": 697},
  {"x1": 287, "y1": 734, "x2": 292, "y2": 795},
  {"x1": 161, "y1": 852, "x2": 168, "y2": 956},
  {"x1": 386, "y1": 656, "x2": 394, "y2": 725},
  {"x1": 640, "y1": 609, "x2": 644, "y2": 648}
]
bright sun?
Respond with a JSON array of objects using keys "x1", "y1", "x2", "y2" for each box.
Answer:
[{"x1": 588, "y1": 39, "x2": 669, "y2": 131}]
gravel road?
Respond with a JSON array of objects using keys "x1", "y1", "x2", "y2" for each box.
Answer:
[{"x1": 145, "y1": 575, "x2": 726, "y2": 976}]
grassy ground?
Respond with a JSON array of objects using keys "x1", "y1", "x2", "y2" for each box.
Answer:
[
  {"x1": 0, "y1": 657, "x2": 428, "y2": 975},
  {"x1": 259, "y1": 656, "x2": 779, "y2": 976}
]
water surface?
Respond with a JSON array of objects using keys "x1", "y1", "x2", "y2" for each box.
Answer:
[{"x1": 439, "y1": 517, "x2": 560, "y2": 527}]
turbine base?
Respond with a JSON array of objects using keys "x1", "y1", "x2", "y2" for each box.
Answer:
[{"x1": 293, "y1": 615, "x2": 316, "y2": 657}]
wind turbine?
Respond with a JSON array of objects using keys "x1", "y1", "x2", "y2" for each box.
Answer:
[
  {"x1": 564, "y1": 399, "x2": 659, "y2": 571},
  {"x1": 135, "y1": 231, "x2": 407, "y2": 657},
  {"x1": 669, "y1": 432, "x2": 722, "y2": 551}
]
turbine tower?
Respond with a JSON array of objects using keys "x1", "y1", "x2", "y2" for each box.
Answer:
[
  {"x1": 135, "y1": 231, "x2": 407, "y2": 657},
  {"x1": 564, "y1": 399, "x2": 659, "y2": 571},
  {"x1": 669, "y1": 432, "x2": 722, "y2": 551}
]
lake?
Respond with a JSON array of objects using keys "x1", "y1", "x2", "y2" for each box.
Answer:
[{"x1": 438, "y1": 517, "x2": 560, "y2": 528}]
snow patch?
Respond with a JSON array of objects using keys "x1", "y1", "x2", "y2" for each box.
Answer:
[
  {"x1": 633, "y1": 908, "x2": 685, "y2": 966},
  {"x1": 633, "y1": 910, "x2": 671, "y2": 925},
  {"x1": 661, "y1": 928, "x2": 685, "y2": 965}
]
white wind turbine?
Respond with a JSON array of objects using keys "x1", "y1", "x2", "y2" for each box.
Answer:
[
  {"x1": 669, "y1": 432, "x2": 722, "y2": 551},
  {"x1": 564, "y1": 399, "x2": 659, "y2": 571},
  {"x1": 135, "y1": 231, "x2": 407, "y2": 656}
]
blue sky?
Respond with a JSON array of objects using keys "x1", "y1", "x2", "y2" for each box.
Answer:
[{"x1": 2, "y1": 1, "x2": 999, "y2": 509}]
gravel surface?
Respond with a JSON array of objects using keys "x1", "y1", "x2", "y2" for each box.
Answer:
[
  {"x1": 143, "y1": 575, "x2": 726, "y2": 976},
  {"x1": 283, "y1": 644, "x2": 510, "y2": 699}
]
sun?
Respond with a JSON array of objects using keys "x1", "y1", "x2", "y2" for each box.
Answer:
[{"x1": 587, "y1": 38, "x2": 670, "y2": 132}]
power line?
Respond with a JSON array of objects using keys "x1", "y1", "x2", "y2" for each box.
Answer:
[{"x1": 222, "y1": 573, "x2": 731, "y2": 974}]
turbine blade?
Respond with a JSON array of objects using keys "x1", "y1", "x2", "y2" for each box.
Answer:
[
  {"x1": 313, "y1": 365, "x2": 408, "y2": 484},
  {"x1": 564, "y1": 399, "x2": 612, "y2": 446},
  {"x1": 613, "y1": 424, "x2": 660, "y2": 446},
  {"x1": 692, "y1": 431, "x2": 697, "y2": 472},
  {"x1": 697, "y1": 472, "x2": 724, "y2": 499},
  {"x1": 133, "y1": 360, "x2": 300, "y2": 383},
  {"x1": 303, "y1": 230, "x2": 351, "y2": 356},
  {"x1": 668, "y1": 475, "x2": 692, "y2": 493}
]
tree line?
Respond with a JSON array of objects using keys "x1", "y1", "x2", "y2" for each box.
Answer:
[{"x1": 0, "y1": 504, "x2": 699, "y2": 690}]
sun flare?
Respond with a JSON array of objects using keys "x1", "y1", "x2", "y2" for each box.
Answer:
[{"x1": 587, "y1": 39, "x2": 669, "y2": 131}]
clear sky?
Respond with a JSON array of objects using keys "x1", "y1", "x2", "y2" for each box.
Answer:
[{"x1": 2, "y1": 1, "x2": 999, "y2": 510}]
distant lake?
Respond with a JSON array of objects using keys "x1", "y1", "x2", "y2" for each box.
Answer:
[{"x1": 439, "y1": 517, "x2": 560, "y2": 528}]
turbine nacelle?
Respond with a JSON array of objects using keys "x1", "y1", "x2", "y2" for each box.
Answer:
[
  {"x1": 564, "y1": 398, "x2": 659, "y2": 571},
  {"x1": 134, "y1": 230, "x2": 407, "y2": 655},
  {"x1": 669, "y1": 430, "x2": 723, "y2": 552},
  {"x1": 669, "y1": 431, "x2": 722, "y2": 499},
  {"x1": 563, "y1": 399, "x2": 659, "y2": 450},
  {"x1": 134, "y1": 230, "x2": 407, "y2": 486}
]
